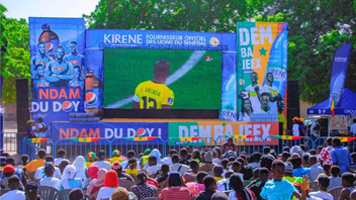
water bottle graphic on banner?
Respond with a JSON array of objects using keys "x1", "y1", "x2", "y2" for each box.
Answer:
[
  {"x1": 329, "y1": 72, "x2": 345, "y2": 104},
  {"x1": 85, "y1": 72, "x2": 103, "y2": 117},
  {"x1": 263, "y1": 23, "x2": 288, "y2": 99},
  {"x1": 38, "y1": 23, "x2": 60, "y2": 58}
]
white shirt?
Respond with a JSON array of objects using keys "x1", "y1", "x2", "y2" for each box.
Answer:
[
  {"x1": 75, "y1": 169, "x2": 87, "y2": 181},
  {"x1": 246, "y1": 84, "x2": 264, "y2": 112},
  {"x1": 0, "y1": 190, "x2": 25, "y2": 200},
  {"x1": 147, "y1": 165, "x2": 161, "y2": 176},
  {"x1": 217, "y1": 178, "x2": 231, "y2": 192},
  {"x1": 310, "y1": 122, "x2": 320, "y2": 137},
  {"x1": 309, "y1": 164, "x2": 324, "y2": 181},
  {"x1": 170, "y1": 163, "x2": 190, "y2": 176},
  {"x1": 35, "y1": 123, "x2": 46, "y2": 138},
  {"x1": 293, "y1": 124, "x2": 300, "y2": 136},
  {"x1": 35, "y1": 166, "x2": 62, "y2": 179},
  {"x1": 309, "y1": 191, "x2": 333, "y2": 200},
  {"x1": 54, "y1": 158, "x2": 64, "y2": 166},
  {"x1": 263, "y1": 84, "x2": 279, "y2": 113},
  {"x1": 40, "y1": 177, "x2": 62, "y2": 190},
  {"x1": 350, "y1": 123, "x2": 356, "y2": 134},
  {"x1": 163, "y1": 157, "x2": 172, "y2": 165},
  {"x1": 213, "y1": 158, "x2": 221, "y2": 165},
  {"x1": 92, "y1": 161, "x2": 112, "y2": 171},
  {"x1": 233, "y1": 172, "x2": 244, "y2": 180},
  {"x1": 328, "y1": 177, "x2": 342, "y2": 190},
  {"x1": 248, "y1": 162, "x2": 261, "y2": 170},
  {"x1": 228, "y1": 191, "x2": 237, "y2": 200},
  {"x1": 296, "y1": 197, "x2": 322, "y2": 200},
  {"x1": 96, "y1": 187, "x2": 121, "y2": 200}
]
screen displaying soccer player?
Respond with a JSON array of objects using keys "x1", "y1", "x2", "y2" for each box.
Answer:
[
  {"x1": 103, "y1": 48, "x2": 222, "y2": 110},
  {"x1": 132, "y1": 60, "x2": 174, "y2": 109}
]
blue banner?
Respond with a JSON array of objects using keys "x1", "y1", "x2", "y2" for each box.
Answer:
[
  {"x1": 29, "y1": 18, "x2": 86, "y2": 137},
  {"x1": 51, "y1": 121, "x2": 168, "y2": 144},
  {"x1": 329, "y1": 43, "x2": 352, "y2": 107}
]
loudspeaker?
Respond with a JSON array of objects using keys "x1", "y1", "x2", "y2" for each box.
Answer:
[
  {"x1": 16, "y1": 79, "x2": 30, "y2": 133},
  {"x1": 287, "y1": 80, "x2": 300, "y2": 108}
]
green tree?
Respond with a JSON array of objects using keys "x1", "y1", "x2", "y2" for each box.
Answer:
[{"x1": 1, "y1": 4, "x2": 30, "y2": 104}]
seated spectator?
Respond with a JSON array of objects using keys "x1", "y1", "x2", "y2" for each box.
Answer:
[
  {"x1": 282, "y1": 151, "x2": 291, "y2": 163},
  {"x1": 290, "y1": 145, "x2": 304, "y2": 157},
  {"x1": 283, "y1": 163, "x2": 297, "y2": 183},
  {"x1": 283, "y1": 146, "x2": 290, "y2": 152},
  {"x1": 247, "y1": 167, "x2": 269, "y2": 200},
  {"x1": 54, "y1": 149, "x2": 66, "y2": 166},
  {"x1": 112, "y1": 161, "x2": 135, "y2": 182},
  {"x1": 40, "y1": 163, "x2": 61, "y2": 190},
  {"x1": 309, "y1": 156, "x2": 323, "y2": 181},
  {"x1": 328, "y1": 165, "x2": 342, "y2": 190},
  {"x1": 192, "y1": 150, "x2": 202, "y2": 163},
  {"x1": 339, "y1": 172, "x2": 355, "y2": 200},
  {"x1": 199, "y1": 151, "x2": 214, "y2": 172},
  {"x1": 351, "y1": 152, "x2": 356, "y2": 166},
  {"x1": 213, "y1": 165, "x2": 225, "y2": 182},
  {"x1": 111, "y1": 188, "x2": 138, "y2": 200},
  {"x1": 131, "y1": 171, "x2": 157, "y2": 199},
  {"x1": 86, "y1": 151, "x2": 96, "y2": 168},
  {"x1": 108, "y1": 150, "x2": 125, "y2": 165},
  {"x1": 145, "y1": 149, "x2": 164, "y2": 169},
  {"x1": 183, "y1": 160, "x2": 199, "y2": 182},
  {"x1": 1, "y1": 165, "x2": 24, "y2": 190},
  {"x1": 292, "y1": 177, "x2": 321, "y2": 200},
  {"x1": 212, "y1": 148, "x2": 222, "y2": 164},
  {"x1": 3, "y1": 157, "x2": 27, "y2": 186},
  {"x1": 163, "y1": 149, "x2": 178, "y2": 165},
  {"x1": 179, "y1": 148, "x2": 190, "y2": 165},
  {"x1": 217, "y1": 171, "x2": 233, "y2": 192},
  {"x1": 222, "y1": 137, "x2": 237, "y2": 154},
  {"x1": 141, "y1": 170, "x2": 159, "y2": 188},
  {"x1": 73, "y1": 155, "x2": 87, "y2": 181},
  {"x1": 24, "y1": 149, "x2": 46, "y2": 173},
  {"x1": 231, "y1": 161, "x2": 244, "y2": 180},
  {"x1": 229, "y1": 174, "x2": 255, "y2": 200},
  {"x1": 238, "y1": 157, "x2": 253, "y2": 180},
  {"x1": 125, "y1": 158, "x2": 139, "y2": 177},
  {"x1": 289, "y1": 153, "x2": 311, "y2": 178},
  {"x1": 211, "y1": 192, "x2": 229, "y2": 200},
  {"x1": 86, "y1": 168, "x2": 107, "y2": 197},
  {"x1": 96, "y1": 170, "x2": 122, "y2": 200},
  {"x1": 351, "y1": 191, "x2": 356, "y2": 200},
  {"x1": 264, "y1": 147, "x2": 271, "y2": 157},
  {"x1": 155, "y1": 164, "x2": 169, "y2": 183},
  {"x1": 139, "y1": 149, "x2": 151, "y2": 166},
  {"x1": 248, "y1": 152, "x2": 262, "y2": 170},
  {"x1": 17, "y1": 155, "x2": 29, "y2": 171},
  {"x1": 186, "y1": 171, "x2": 208, "y2": 197},
  {"x1": 170, "y1": 154, "x2": 190, "y2": 176},
  {"x1": 309, "y1": 149, "x2": 317, "y2": 156},
  {"x1": 309, "y1": 176, "x2": 333, "y2": 200},
  {"x1": 59, "y1": 159, "x2": 70, "y2": 174},
  {"x1": 196, "y1": 175, "x2": 217, "y2": 200},
  {"x1": 260, "y1": 155, "x2": 274, "y2": 179},
  {"x1": 59, "y1": 165, "x2": 82, "y2": 190},
  {"x1": 24, "y1": 182, "x2": 41, "y2": 200},
  {"x1": 0, "y1": 176, "x2": 25, "y2": 199},
  {"x1": 92, "y1": 150, "x2": 111, "y2": 171},
  {"x1": 122, "y1": 150, "x2": 140, "y2": 170},
  {"x1": 316, "y1": 164, "x2": 331, "y2": 180},
  {"x1": 83, "y1": 165, "x2": 99, "y2": 189},
  {"x1": 69, "y1": 188, "x2": 84, "y2": 200},
  {"x1": 221, "y1": 159, "x2": 229, "y2": 177},
  {"x1": 160, "y1": 171, "x2": 191, "y2": 200},
  {"x1": 303, "y1": 154, "x2": 310, "y2": 167},
  {"x1": 35, "y1": 158, "x2": 61, "y2": 180}
]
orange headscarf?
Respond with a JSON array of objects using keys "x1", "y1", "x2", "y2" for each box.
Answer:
[{"x1": 104, "y1": 170, "x2": 119, "y2": 187}]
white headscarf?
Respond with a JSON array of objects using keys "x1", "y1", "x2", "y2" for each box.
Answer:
[
  {"x1": 61, "y1": 165, "x2": 76, "y2": 189},
  {"x1": 144, "y1": 148, "x2": 164, "y2": 168},
  {"x1": 73, "y1": 156, "x2": 87, "y2": 173}
]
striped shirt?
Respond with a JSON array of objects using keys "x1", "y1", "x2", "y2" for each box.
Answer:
[{"x1": 159, "y1": 187, "x2": 191, "y2": 200}]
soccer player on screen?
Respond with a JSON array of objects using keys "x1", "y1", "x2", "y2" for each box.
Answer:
[{"x1": 132, "y1": 60, "x2": 174, "y2": 109}]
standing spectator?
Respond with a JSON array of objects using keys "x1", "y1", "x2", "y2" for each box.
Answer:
[
  {"x1": 59, "y1": 165, "x2": 82, "y2": 190},
  {"x1": 1, "y1": 165, "x2": 24, "y2": 190},
  {"x1": 191, "y1": 150, "x2": 202, "y2": 163},
  {"x1": 73, "y1": 155, "x2": 87, "y2": 181},
  {"x1": 331, "y1": 137, "x2": 355, "y2": 174},
  {"x1": 35, "y1": 158, "x2": 61, "y2": 179},
  {"x1": 34, "y1": 117, "x2": 48, "y2": 138},
  {"x1": 310, "y1": 119, "x2": 321, "y2": 140},
  {"x1": 283, "y1": 163, "x2": 297, "y2": 183},
  {"x1": 3, "y1": 157, "x2": 27, "y2": 186},
  {"x1": 231, "y1": 161, "x2": 244, "y2": 180},
  {"x1": 297, "y1": 118, "x2": 306, "y2": 137},
  {"x1": 309, "y1": 176, "x2": 333, "y2": 200},
  {"x1": 228, "y1": 174, "x2": 255, "y2": 200},
  {"x1": 196, "y1": 175, "x2": 216, "y2": 200},
  {"x1": 350, "y1": 119, "x2": 356, "y2": 136},
  {"x1": 238, "y1": 158, "x2": 253, "y2": 180},
  {"x1": 96, "y1": 170, "x2": 122, "y2": 200},
  {"x1": 86, "y1": 169, "x2": 107, "y2": 197},
  {"x1": 339, "y1": 173, "x2": 355, "y2": 200},
  {"x1": 155, "y1": 164, "x2": 170, "y2": 184},
  {"x1": 183, "y1": 160, "x2": 199, "y2": 182},
  {"x1": 40, "y1": 163, "x2": 61, "y2": 190},
  {"x1": 212, "y1": 148, "x2": 222, "y2": 164},
  {"x1": 131, "y1": 171, "x2": 157, "y2": 199},
  {"x1": 328, "y1": 165, "x2": 342, "y2": 190},
  {"x1": 159, "y1": 172, "x2": 191, "y2": 200},
  {"x1": 24, "y1": 182, "x2": 41, "y2": 200},
  {"x1": 0, "y1": 176, "x2": 25, "y2": 199},
  {"x1": 179, "y1": 148, "x2": 190, "y2": 165},
  {"x1": 199, "y1": 152, "x2": 214, "y2": 172},
  {"x1": 222, "y1": 137, "x2": 237, "y2": 154},
  {"x1": 26, "y1": 120, "x2": 37, "y2": 161},
  {"x1": 289, "y1": 153, "x2": 311, "y2": 178},
  {"x1": 351, "y1": 153, "x2": 356, "y2": 166},
  {"x1": 83, "y1": 165, "x2": 99, "y2": 189},
  {"x1": 309, "y1": 156, "x2": 323, "y2": 181},
  {"x1": 112, "y1": 161, "x2": 135, "y2": 182},
  {"x1": 247, "y1": 168, "x2": 269, "y2": 200},
  {"x1": 54, "y1": 149, "x2": 66, "y2": 166},
  {"x1": 318, "y1": 137, "x2": 333, "y2": 165},
  {"x1": 186, "y1": 172, "x2": 208, "y2": 197},
  {"x1": 316, "y1": 164, "x2": 331, "y2": 180},
  {"x1": 93, "y1": 150, "x2": 112, "y2": 171},
  {"x1": 292, "y1": 117, "x2": 300, "y2": 137},
  {"x1": 24, "y1": 149, "x2": 46, "y2": 173},
  {"x1": 217, "y1": 171, "x2": 234, "y2": 192},
  {"x1": 170, "y1": 155, "x2": 190, "y2": 176},
  {"x1": 248, "y1": 152, "x2": 261, "y2": 170}
]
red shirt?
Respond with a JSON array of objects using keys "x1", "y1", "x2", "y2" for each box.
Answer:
[
  {"x1": 159, "y1": 187, "x2": 191, "y2": 200},
  {"x1": 318, "y1": 146, "x2": 333, "y2": 165},
  {"x1": 147, "y1": 177, "x2": 159, "y2": 188}
]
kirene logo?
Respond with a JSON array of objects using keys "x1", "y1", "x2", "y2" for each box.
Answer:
[
  {"x1": 86, "y1": 92, "x2": 97, "y2": 105},
  {"x1": 209, "y1": 37, "x2": 219, "y2": 47},
  {"x1": 105, "y1": 127, "x2": 162, "y2": 139},
  {"x1": 335, "y1": 57, "x2": 347, "y2": 63}
]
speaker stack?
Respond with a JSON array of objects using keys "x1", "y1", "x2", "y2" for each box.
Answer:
[
  {"x1": 287, "y1": 80, "x2": 300, "y2": 131},
  {"x1": 16, "y1": 79, "x2": 31, "y2": 133}
]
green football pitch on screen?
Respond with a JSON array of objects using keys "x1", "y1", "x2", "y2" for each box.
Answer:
[{"x1": 103, "y1": 48, "x2": 222, "y2": 109}]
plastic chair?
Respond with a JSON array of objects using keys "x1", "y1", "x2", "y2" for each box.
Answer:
[
  {"x1": 120, "y1": 179, "x2": 136, "y2": 191},
  {"x1": 89, "y1": 191, "x2": 99, "y2": 200},
  {"x1": 55, "y1": 189, "x2": 72, "y2": 200},
  {"x1": 38, "y1": 186, "x2": 59, "y2": 200},
  {"x1": 159, "y1": 181, "x2": 165, "y2": 189},
  {"x1": 27, "y1": 171, "x2": 36, "y2": 181},
  {"x1": 310, "y1": 181, "x2": 318, "y2": 191},
  {"x1": 328, "y1": 186, "x2": 343, "y2": 200}
]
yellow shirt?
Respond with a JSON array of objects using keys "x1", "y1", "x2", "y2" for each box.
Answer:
[
  {"x1": 214, "y1": 177, "x2": 225, "y2": 182},
  {"x1": 283, "y1": 176, "x2": 297, "y2": 183},
  {"x1": 86, "y1": 162, "x2": 93, "y2": 168},
  {"x1": 134, "y1": 80, "x2": 174, "y2": 109},
  {"x1": 25, "y1": 159, "x2": 45, "y2": 173},
  {"x1": 108, "y1": 157, "x2": 124, "y2": 165},
  {"x1": 126, "y1": 168, "x2": 139, "y2": 176}
]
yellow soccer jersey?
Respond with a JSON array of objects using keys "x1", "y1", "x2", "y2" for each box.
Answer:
[{"x1": 133, "y1": 80, "x2": 174, "y2": 109}]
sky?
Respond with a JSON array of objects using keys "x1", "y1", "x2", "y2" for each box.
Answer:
[{"x1": 2, "y1": 0, "x2": 100, "y2": 20}]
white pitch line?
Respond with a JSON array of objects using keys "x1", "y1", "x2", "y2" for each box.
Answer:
[{"x1": 106, "y1": 50, "x2": 206, "y2": 108}]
